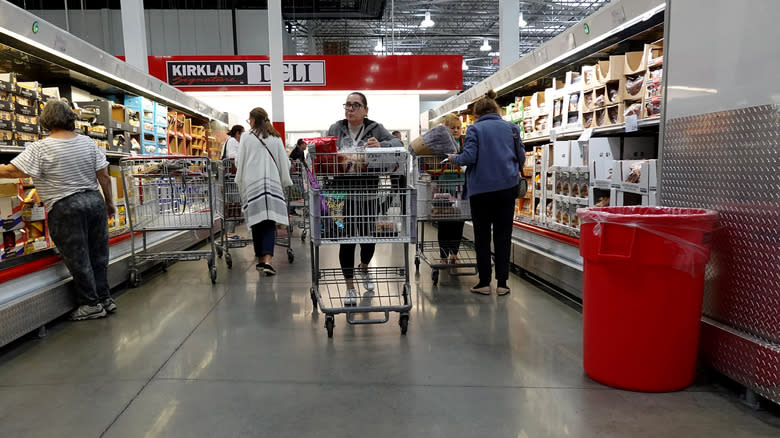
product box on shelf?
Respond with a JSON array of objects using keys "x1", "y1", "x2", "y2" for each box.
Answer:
[
  {"x1": 0, "y1": 89, "x2": 13, "y2": 111},
  {"x1": 644, "y1": 41, "x2": 664, "y2": 68},
  {"x1": 41, "y1": 87, "x2": 60, "y2": 101},
  {"x1": 0, "y1": 73, "x2": 16, "y2": 92},
  {"x1": 624, "y1": 136, "x2": 657, "y2": 159},
  {"x1": 553, "y1": 141, "x2": 571, "y2": 167},
  {"x1": 15, "y1": 82, "x2": 40, "y2": 100},
  {"x1": 0, "y1": 111, "x2": 12, "y2": 131},
  {"x1": 588, "y1": 186, "x2": 612, "y2": 207},
  {"x1": 624, "y1": 73, "x2": 647, "y2": 100},
  {"x1": 587, "y1": 137, "x2": 620, "y2": 186},
  {"x1": 14, "y1": 96, "x2": 41, "y2": 117},
  {"x1": 610, "y1": 187, "x2": 657, "y2": 207},
  {"x1": 16, "y1": 132, "x2": 38, "y2": 144},
  {"x1": 570, "y1": 141, "x2": 586, "y2": 167},
  {"x1": 600, "y1": 103, "x2": 625, "y2": 127},
  {"x1": 624, "y1": 51, "x2": 647, "y2": 75},
  {"x1": 611, "y1": 159, "x2": 657, "y2": 194},
  {"x1": 597, "y1": 55, "x2": 625, "y2": 83},
  {"x1": 565, "y1": 71, "x2": 582, "y2": 87},
  {"x1": 582, "y1": 65, "x2": 599, "y2": 89}
]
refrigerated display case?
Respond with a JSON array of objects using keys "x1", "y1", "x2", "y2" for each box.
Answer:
[{"x1": 0, "y1": 3, "x2": 227, "y2": 348}]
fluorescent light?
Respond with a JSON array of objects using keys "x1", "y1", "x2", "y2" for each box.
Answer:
[
  {"x1": 519, "y1": 13, "x2": 528, "y2": 28},
  {"x1": 420, "y1": 11, "x2": 435, "y2": 28},
  {"x1": 462, "y1": 60, "x2": 469, "y2": 71},
  {"x1": 479, "y1": 39, "x2": 492, "y2": 51}
]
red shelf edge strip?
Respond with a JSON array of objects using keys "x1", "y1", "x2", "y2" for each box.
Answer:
[
  {"x1": 512, "y1": 221, "x2": 580, "y2": 247},
  {"x1": 0, "y1": 232, "x2": 135, "y2": 284}
]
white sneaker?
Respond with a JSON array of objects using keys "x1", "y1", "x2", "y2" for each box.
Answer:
[
  {"x1": 357, "y1": 267, "x2": 375, "y2": 291},
  {"x1": 70, "y1": 304, "x2": 107, "y2": 321},
  {"x1": 344, "y1": 289, "x2": 357, "y2": 306}
]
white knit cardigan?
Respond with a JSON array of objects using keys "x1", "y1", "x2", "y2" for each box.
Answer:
[{"x1": 235, "y1": 132, "x2": 293, "y2": 227}]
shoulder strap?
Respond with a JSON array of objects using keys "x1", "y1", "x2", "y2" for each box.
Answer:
[{"x1": 253, "y1": 132, "x2": 279, "y2": 168}]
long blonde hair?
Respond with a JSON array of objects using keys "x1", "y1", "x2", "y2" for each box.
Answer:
[{"x1": 249, "y1": 107, "x2": 281, "y2": 138}]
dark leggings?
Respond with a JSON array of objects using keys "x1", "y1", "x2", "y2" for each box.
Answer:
[
  {"x1": 469, "y1": 186, "x2": 516, "y2": 285},
  {"x1": 251, "y1": 220, "x2": 276, "y2": 258},
  {"x1": 438, "y1": 220, "x2": 466, "y2": 259},
  {"x1": 339, "y1": 243, "x2": 375, "y2": 279},
  {"x1": 47, "y1": 190, "x2": 110, "y2": 306}
]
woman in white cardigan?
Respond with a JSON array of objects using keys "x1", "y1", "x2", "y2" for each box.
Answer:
[{"x1": 235, "y1": 107, "x2": 293, "y2": 275}]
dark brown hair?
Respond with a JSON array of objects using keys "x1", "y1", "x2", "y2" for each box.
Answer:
[
  {"x1": 227, "y1": 124, "x2": 244, "y2": 138},
  {"x1": 249, "y1": 107, "x2": 280, "y2": 138},
  {"x1": 348, "y1": 92, "x2": 368, "y2": 108},
  {"x1": 40, "y1": 99, "x2": 76, "y2": 132},
  {"x1": 473, "y1": 90, "x2": 500, "y2": 118}
]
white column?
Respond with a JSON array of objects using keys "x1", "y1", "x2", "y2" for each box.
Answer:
[
  {"x1": 267, "y1": 0, "x2": 285, "y2": 124},
  {"x1": 499, "y1": 0, "x2": 520, "y2": 70},
  {"x1": 120, "y1": 0, "x2": 149, "y2": 73}
]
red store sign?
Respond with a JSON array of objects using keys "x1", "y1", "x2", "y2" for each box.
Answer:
[{"x1": 146, "y1": 55, "x2": 462, "y2": 92}]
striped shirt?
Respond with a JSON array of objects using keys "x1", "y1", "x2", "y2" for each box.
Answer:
[{"x1": 11, "y1": 134, "x2": 109, "y2": 210}]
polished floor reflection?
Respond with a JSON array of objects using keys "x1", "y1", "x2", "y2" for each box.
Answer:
[{"x1": 0, "y1": 226, "x2": 777, "y2": 437}]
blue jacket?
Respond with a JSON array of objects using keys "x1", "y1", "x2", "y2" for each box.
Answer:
[{"x1": 452, "y1": 113, "x2": 523, "y2": 198}]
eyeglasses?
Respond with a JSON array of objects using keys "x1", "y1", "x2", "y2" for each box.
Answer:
[{"x1": 343, "y1": 103, "x2": 364, "y2": 110}]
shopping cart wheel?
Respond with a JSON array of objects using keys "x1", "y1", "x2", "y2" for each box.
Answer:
[
  {"x1": 216, "y1": 246, "x2": 223, "y2": 258},
  {"x1": 414, "y1": 256, "x2": 420, "y2": 271},
  {"x1": 325, "y1": 315, "x2": 335, "y2": 338},
  {"x1": 210, "y1": 266, "x2": 217, "y2": 284},
  {"x1": 129, "y1": 270, "x2": 140, "y2": 288},
  {"x1": 301, "y1": 230, "x2": 307, "y2": 241},
  {"x1": 399, "y1": 314, "x2": 409, "y2": 335},
  {"x1": 225, "y1": 252, "x2": 233, "y2": 269},
  {"x1": 287, "y1": 248, "x2": 295, "y2": 264},
  {"x1": 432, "y1": 269, "x2": 439, "y2": 286}
]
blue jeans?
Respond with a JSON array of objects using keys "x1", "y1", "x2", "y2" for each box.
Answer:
[
  {"x1": 251, "y1": 220, "x2": 276, "y2": 258},
  {"x1": 47, "y1": 190, "x2": 110, "y2": 306}
]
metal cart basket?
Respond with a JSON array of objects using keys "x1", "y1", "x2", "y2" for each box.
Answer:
[
  {"x1": 287, "y1": 159, "x2": 310, "y2": 241},
  {"x1": 413, "y1": 155, "x2": 477, "y2": 285},
  {"x1": 307, "y1": 150, "x2": 416, "y2": 337},
  {"x1": 120, "y1": 156, "x2": 222, "y2": 286}
]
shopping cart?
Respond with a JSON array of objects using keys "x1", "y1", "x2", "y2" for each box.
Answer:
[
  {"x1": 287, "y1": 159, "x2": 309, "y2": 241},
  {"x1": 216, "y1": 158, "x2": 295, "y2": 267},
  {"x1": 307, "y1": 149, "x2": 416, "y2": 338},
  {"x1": 120, "y1": 156, "x2": 222, "y2": 286},
  {"x1": 413, "y1": 156, "x2": 477, "y2": 286},
  {"x1": 215, "y1": 158, "x2": 251, "y2": 269}
]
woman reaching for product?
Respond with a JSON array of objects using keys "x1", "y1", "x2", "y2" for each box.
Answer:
[
  {"x1": 448, "y1": 90, "x2": 523, "y2": 296},
  {"x1": 327, "y1": 92, "x2": 403, "y2": 305},
  {"x1": 235, "y1": 107, "x2": 293, "y2": 276}
]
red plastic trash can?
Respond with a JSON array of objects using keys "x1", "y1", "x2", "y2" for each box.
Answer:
[{"x1": 576, "y1": 206, "x2": 718, "y2": 392}]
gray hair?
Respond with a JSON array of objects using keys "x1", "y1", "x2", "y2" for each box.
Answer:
[{"x1": 39, "y1": 99, "x2": 77, "y2": 132}]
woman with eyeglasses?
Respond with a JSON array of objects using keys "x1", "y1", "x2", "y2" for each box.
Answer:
[
  {"x1": 326, "y1": 92, "x2": 403, "y2": 306},
  {"x1": 235, "y1": 107, "x2": 293, "y2": 276}
]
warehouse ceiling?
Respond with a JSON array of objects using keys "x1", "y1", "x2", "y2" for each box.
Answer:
[{"x1": 7, "y1": 0, "x2": 610, "y2": 89}]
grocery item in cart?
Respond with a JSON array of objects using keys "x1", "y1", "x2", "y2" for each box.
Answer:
[
  {"x1": 365, "y1": 147, "x2": 407, "y2": 175},
  {"x1": 410, "y1": 125, "x2": 458, "y2": 156},
  {"x1": 304, "y1": 136, "x2": 339, "y2": 174}
]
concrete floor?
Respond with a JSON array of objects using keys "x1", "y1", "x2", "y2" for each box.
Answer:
[{"x1": 0, "y1": 227, "x2": 778, "y2": 437}]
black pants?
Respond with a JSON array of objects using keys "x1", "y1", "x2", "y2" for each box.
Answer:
[
  {"x1": 469, "y1": 186, "x2": 516, "y2": 284},
  {"x1": 47, "y1": 190, "x2": 110, "y2": 306},
  {"x1": 251, "y1": 220, "x2": 276, "y2": 258},
  {"x1": 438, "y1": 220, "x2": 465, "y2": 259},
  {"x1": 339, "y1": 243, "x2": 375, "y2": 279}
]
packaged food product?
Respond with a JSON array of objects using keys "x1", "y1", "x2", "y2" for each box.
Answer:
[
  {"x1": 626, "y1": 75, "x2": 645, "y2": 96},
  {"x1": 624, "y1": 103, "x2": 642, "y2": 117},
  {"x1": 583, "y1": 112, "x2": 594, "y2": 128},
  {"x1": 625, "y1": 162, "x2": 642, "y2": 183},
  {"x1": 15, "y1": 114, "x2": 36, "y2": 124},
  {"x1": 0, "y1": 129, "x2": 14, "y2": 141}
]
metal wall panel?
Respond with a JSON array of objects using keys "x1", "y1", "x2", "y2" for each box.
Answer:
[{"x1": 663, "y1": 106, "x2": 780, "y2": 343}]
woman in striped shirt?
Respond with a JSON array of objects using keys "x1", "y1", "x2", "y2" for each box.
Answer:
[{"x1": 0, "y1": 99, "x2": 116, "y2": 320}]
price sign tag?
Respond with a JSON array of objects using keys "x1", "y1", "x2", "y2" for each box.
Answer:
[
  {"x1": 549, "y1": 128, "x2": 557, "y2": 142},
  {"x1": 625, "y1": 115, "x2": 638, "y2": 132}
]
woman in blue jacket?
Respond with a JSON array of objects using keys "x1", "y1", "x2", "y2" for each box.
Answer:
[{"x1": 448, "y1": 90, "x2": 523, "y2": 296}]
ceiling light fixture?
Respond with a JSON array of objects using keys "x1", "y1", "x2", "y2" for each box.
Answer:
[
  {"x1": 420, "y1": 11, "x2": 435, "y2": 28},
  {"x1": 479, "y1": 39, "x2": 492, "y2": 52},
  {"x1": 462, "y1": 60, "x2": 469, "y2": 71},
  {"x1": 519, "y1": 12, "x2": 528, "y2": 28}
]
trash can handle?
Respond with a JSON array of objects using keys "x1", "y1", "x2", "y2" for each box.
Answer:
[{"x1": 596, "y1": 222, "x2": 636, "y2": 260}]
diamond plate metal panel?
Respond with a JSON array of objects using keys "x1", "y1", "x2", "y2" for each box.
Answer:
[
  {"x1": 701, "y1": 318, "x2": 780, "y2": 405},
  {"x1": 663, "y1": 105, "x2": 780, "y2": 342},
  {"x1": 663, "y1": 104, "x2": 780, "y2": 404},
  {"x1": 0, "y1": 284, "x2": 74, "y2": 347}
]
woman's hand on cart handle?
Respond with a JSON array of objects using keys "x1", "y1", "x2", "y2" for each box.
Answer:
[{"x1": 365, "y1": 137, "x2": 381, "y2": 148}]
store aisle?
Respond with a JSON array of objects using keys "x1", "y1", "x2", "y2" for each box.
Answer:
[{"x1": 0, "y1": 228, "x2": 776, "y2": 438}]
